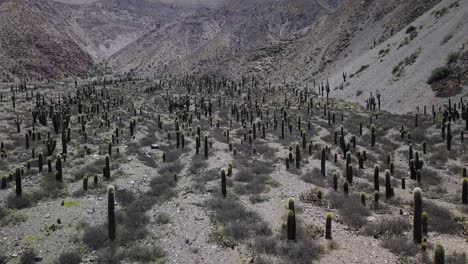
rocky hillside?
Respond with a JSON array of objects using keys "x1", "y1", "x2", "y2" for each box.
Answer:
[
  {"x1": 0, "y1": 0, "x2": 93, "y2": 81},
  {"x1": 108, "y1": 0, "x2": 344, "y2": 74}
]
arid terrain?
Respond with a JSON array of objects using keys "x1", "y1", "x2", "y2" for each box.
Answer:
[{"x1": 0, "y1": 0, "x2": 467, "y2": 264}]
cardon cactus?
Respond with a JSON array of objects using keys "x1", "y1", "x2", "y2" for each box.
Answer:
[
  {"x1": 108, "y1": 185, "x2": 116, "y2": 240},
  {"x1": 462, "y1": 178, "x2": 467, "y2": 204},
  {"x1": 287, "y1": 210, "x2": 296, "y2": 241},
  {"x1": 325, "y1": 212, "x2": 332, "y2": 239},
  {"x1": 413, "y1": 187, "x2": 423, "y2": 244},
  {"x1": 221, "y1": 169, "x2": 227, "y2": 198},
  {"x1": 434, "y1": 242, "x2": 445, "y2": 264},
  {"x1": 15, "y1": 168, "x2": 21, "y2": 196}
]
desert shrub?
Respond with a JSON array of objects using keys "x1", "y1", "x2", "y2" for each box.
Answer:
[
  {"x1": 446, "y1": 52, "x2": 459, "y2": 64},
  {"x1": 278, "y1": 237, "x2": 323, "y2": 264},
  {"x1": 427, "y1": 67, "x2": 451, "y2": 84},
  {"x1": 20, "y1": 248, "x2": 37, "y2": 264},
  {"x1": 125, "y1": 244, "x2": 165, "y2": 262},
  {"x1": 254, "y1": 235, "x2": 278, "y2": 254},
  {"x1": 116, "y1": 188, "x2": 135, "y2": 206},
  {"x1": 206, "y1": 196, "x2": 271, "y2": 246},
  {"x1": 441, "y1": 33, "x2": 453, "y2": 45},
  {"x1": 381, "y1": 238, "x2": 419, "y2": 257},
  {"x1": 328, "y1": 192, "x2": 371, "y2": 229},
  {"x1": 56, "y1": 251, "x2": 82, "y2": 264},
  {"x1": 363, "y1": 217, "x2": 411, "y2": 239},
  {"x1": 156, "y1": 212, "x2": 171, "y2": 224},
  {"x1": 6, "y1": 194, "x2": 32, "y2": 209},
  {"x1": 446, "y1": 252, "x2": 467, "y2": 264},
  {"x1": 82, "y1": 225, "x2": 108, "y2": 250},
  {"x1": 301, "y1": 168, "x2": 326, "y2": 187},
  {"x1": 158, "y1": 161, "x2": 183, "y2": 176},
  {"x1": 406, "y1": 25, "x2": 417, "y2": 34},
  {"x1": 423, "y1": 201, "x2": 462, "y2": 234}
]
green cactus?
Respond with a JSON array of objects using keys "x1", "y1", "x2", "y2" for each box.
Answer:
[
  {"x1": 343, "y1": 182, "x2": 349, "y2": 195},
  {"x1": 287, "y1": 210, "x2": 296, "y2": 241},
  {"x1": 321, "y1": 147, "x2": 326, "y2": 176},
  {"x1": 346, "y1": 164, "x2": 353, "y2": 184},
  {"x1": 1, "y1": 176, "x2": 6, "y2": 189},
  {"x1": 15, "y1": 168, "x2": 21, "y2": 196},
  {"x1": 413, "y1": 187, "x2": 423, "y2": 244},
  {"x1": 38, "y1": 152, "x2": 43, "y2": 173},
  {"x1": 221, "y1": 169, "x2": 226, "y2": 198},
  {"x1": 374, "y1": 164, "x2": 380, "y2": 191},
  {"x1": 83, "y1": 174, "x2": 88, "y2": 191},
  {"x1": 434, "y1": 242, "x2": 445, "y2": 264},
  {"x1": 104, "y1": 155, "x2": 110, "y2": 179},
  {"x1": 204, "y1": 135, "x2": 208, "y2": 159},
  {"x1": 108, "y1": 185, "x2": 116, "y2": 240},
  {"x1": 422, "y1": 212, "x2": 428, "y2": 236},
  {"x1": 374, "y1": 191, "x2": 379, "y2": 208},
  {"x1": 288, "y1": 198, "x2": 295, "y2": 212},
  {"x1": 56, "y1": 155, "x2": 63, "y2": 182},
  {"x1": 385, "y1": 170, "x2": 392, "y2": 198},
  {"x1": 333, "y1": 172, "x2": 338, "y2": 191},
  {"x1": 325, "y1": 212, "x2": 332, "y2": 239},
  {"x1": 295, "y1": 144, "x2": 300, "y2": 169},
  {"x1": 462, "y1": 178, "x2": 467, "y2": 204},
  {"x1": 361, "y1": 192, "x2": 367, "y2": 206}
]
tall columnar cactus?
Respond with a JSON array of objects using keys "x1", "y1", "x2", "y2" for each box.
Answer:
[
  {"x1": 287, "y1": 210, "x2": 296, "y2": 241},
  {"x1": 56, "y1": 155, "x2": 63, "y2": 182},
  {"x1": 221, "y1": 169, "x2": 226, "y2": 198},
  {"x1": 38, "y1": 152, "x2": 43, "y2": 173},
  {"x1": 15, "y1": 168, "x2": 21, "y2": 196},
  {"x1": 446, "y1": 122, "x2": 452, "y2": 151},
  {"x1": 195, "y1": 136, "x2": 200, "y2": 155},
  {"x1": 371, "y1": 126, "x2": 376, "y2": 146},
  {"x1": 422, "y1": 212, "x2": 428, "y2": 236},
  {"x1": 343, "y1": 182, "x2": 349, "y2": 195},
  {"x1": 325, "y1": 212, "x2": 332, "y2": 239},
  {"x1": 295, "y1": 144, "x2": 300, "y2": 169},
  {"x1": 346, "y1": 164, "x2": 353, "y2": 184},
  {"x1": 108, "y1": 185, "x2": 116, "y2": 241},
  {"x1": 83, "y1": 174, "x2": 88, "y2": 191},
  {"x1": 104, "y1": 155, "x2": 110, "y2": 179},
  {"x1": 1, "y1": 176, "x2": 6, "y2": 189},
  {"x1": 462, "y1": 178, "x2": 467, "y2": 204},
  {"x1": 434, "y1": 242, "x2": 445, "y2": 264},
  {"x1": 288, "y1": 198, "x2": 295, "y2": 212},
  {"x1": 321, "y1": 147, "x2": 326, "y2": 176},
  {"x1": 413, "y1": 187, "x2": 423, "y2": 244},
  {"x1": 385, "y1": 170, "x2": 392, "y2": 198},
  {"x1": 333, "y1": 172, "x2": 338, "y2": 191},
  {"x1": 204, "y1": 135, "x2": 208, "y2": 159},
  {"x1": 374, "y1": 164, "x2": 380, "y2": 191},
  {"x1": 361, "y1": 192, "x2": 367, "y2": 206}
]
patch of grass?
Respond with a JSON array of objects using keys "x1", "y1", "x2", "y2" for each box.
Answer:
[{"x1": 62, "y1": 200, "x2": 80, "y2": 208}]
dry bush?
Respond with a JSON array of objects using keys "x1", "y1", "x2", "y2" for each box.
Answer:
[
  {"x1": 328, "y1": 192, "x2": 371, "y2": 229},
  {"x1": 363, "y1": 216, "x2": 411, "y2": 239},
  {"x1": 381, "y1": 238, "x2": 419, "y2": 257}
]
